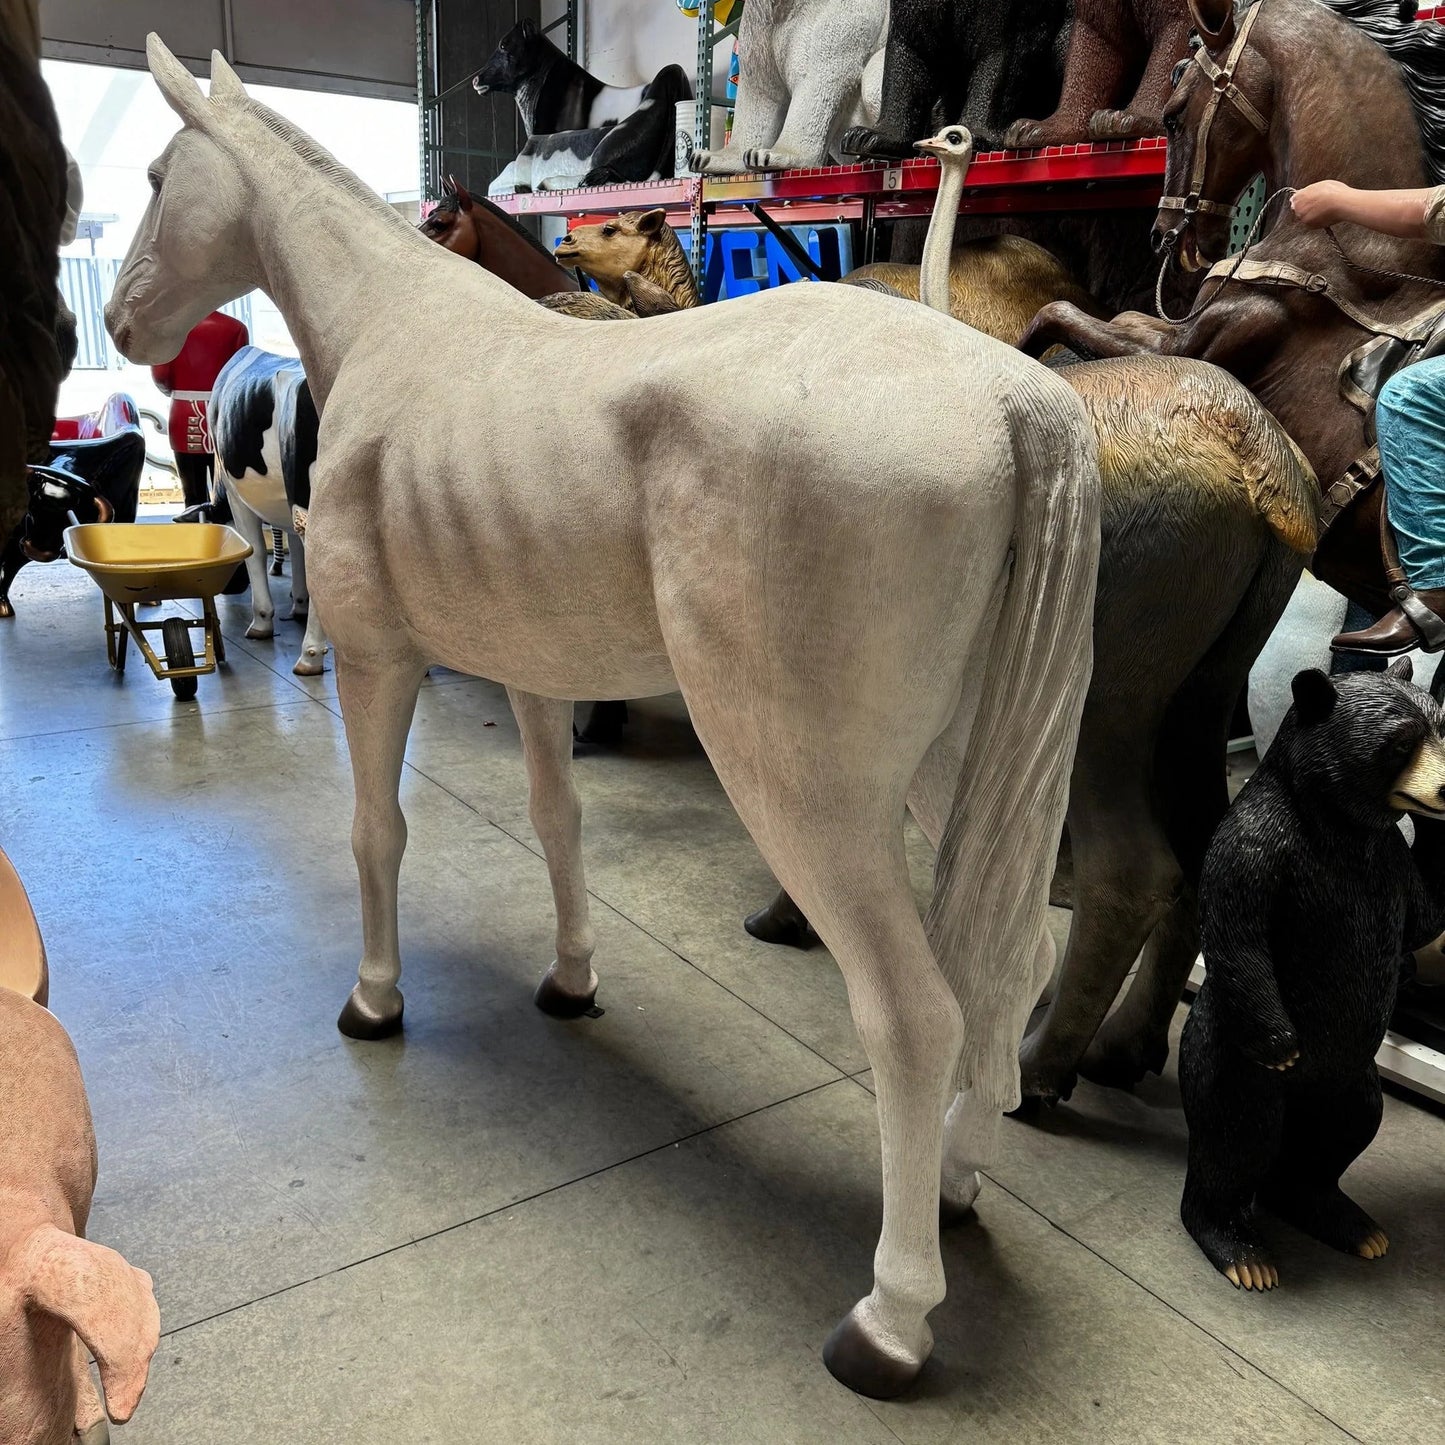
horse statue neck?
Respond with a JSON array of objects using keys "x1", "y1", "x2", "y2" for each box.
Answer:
[
  {"x1": 1254, "y1": 0, "x2": 1440, "y2": 279},
  {"x1": 1263, "y1": 3, "x2": 1429, "y2": 195},
  {"x1": 471, "y1": 199, "x2": 580, "y2": 297},
  {"x1": 223, "y1": 107, "x2": 487, "y2": 406}
]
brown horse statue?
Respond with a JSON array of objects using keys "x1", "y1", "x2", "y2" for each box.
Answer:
[
  {"x1": 1022, "y1": 0, "x2": 1445, "y2": 617},
  {"x1": 417, "y1": 176, "x2": 580, "y2": 298}
]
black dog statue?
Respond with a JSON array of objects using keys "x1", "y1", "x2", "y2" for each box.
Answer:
[
  {"x1": 843, "y1": 0, "x2": 1070, "y2": 158},
  {"x1": 1180, "y1": 662, "x2": 1445, "y2": 1289}
]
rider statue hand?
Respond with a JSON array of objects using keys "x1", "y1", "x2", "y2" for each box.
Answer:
[{"x1": 1291, "y1": 180, "x2": 1437, "y2": 241}]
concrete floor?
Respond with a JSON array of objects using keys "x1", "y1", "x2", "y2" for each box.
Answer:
[{"x1": 4, "y1": 555, "x2": 1445, "y2": 1444}]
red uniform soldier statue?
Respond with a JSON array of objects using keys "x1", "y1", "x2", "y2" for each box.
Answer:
[{"x1": 151, "y1": 309, "x2": 248, "y2": 516}]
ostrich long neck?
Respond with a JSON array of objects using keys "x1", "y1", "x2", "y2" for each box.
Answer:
[{"x1": 920, "y1": 156, "x2": 968, "y2": 314}]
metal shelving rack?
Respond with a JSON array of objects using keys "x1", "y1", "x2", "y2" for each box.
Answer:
[{"x1": 416, "y1": 0, "x2": 580, "y2": 203}]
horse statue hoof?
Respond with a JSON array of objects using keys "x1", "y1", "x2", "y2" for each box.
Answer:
[
  {"x1": 533, "y1": 964, "x2": 598, "y2": 1019},
  {"x1": 743, "y1": 895, "x2": 819, "y2": 950},
  {"x1": 337, "y1": 985, "x2": 403, "y2": 1039},
  {"x1": 822, "y1": 1305, "x2": 927, "y2": 1399},
  {"x1": 292, "y1": 651, "x2": 325, "y2": 678}
]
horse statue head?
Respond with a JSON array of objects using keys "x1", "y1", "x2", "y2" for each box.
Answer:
[
  {"x1": 1155, "y1": 0, "x2": 1445, "y2": 270},
  {"x1": 104, "y1": 39, "x2": 264, "y2": 366},
  {"x1": 417, "y1": 176, "x2": 480, "y2": 260},
  {"x1": 1154, "y1": 0, "x2": 1273, "y2": 269}
]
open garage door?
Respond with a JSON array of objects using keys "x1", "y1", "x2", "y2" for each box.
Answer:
[{"x1": 41, "y1": 0, "x2": 417, "y2": 100}]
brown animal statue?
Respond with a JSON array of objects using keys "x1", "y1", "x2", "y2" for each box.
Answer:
[
  {"x1": 417, "y1": 177, "x2": 581, "y2": 299},
  {"x1": 844, "y1": 233, "x2": 1101, "y2": 345},
  {"x1": 1022, "y1": 0, "x2": 1445, "y2": 620},
  {"x1": 0, "y1": 0, "x2": 71, "y2": 548},
  {"x1": 0, "y1": 850, "x2": 160, "y2": 1445},
  {"x1": 553, "y1": 208, "x2": 700, "y2": 311},
  {"x1": 539, "y1": 271, "x2": 682, "y2": 321},
  {"x1": 1005, "y1": 0, "x2": 1192, "y2": 146}
]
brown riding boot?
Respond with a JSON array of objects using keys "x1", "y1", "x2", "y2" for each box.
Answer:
[{"x1": 1332, "y1": 587, "x2": 1445, "y2": 656}]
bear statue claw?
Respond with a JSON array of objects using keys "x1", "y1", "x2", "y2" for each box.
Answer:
[
  {"x1": 840, "y1": 126, "x2": 914, "y2": 161},
  {"x1": 1261, "y1": 1182, "x2": 1388, "y2": 1258},
  {"x1": 1224, "y1": 1257, "x2": 1280, "y2": 1291}
]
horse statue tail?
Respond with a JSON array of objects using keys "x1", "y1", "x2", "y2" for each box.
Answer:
[{"x1": 925, "y1": 369, "x2": 1101, "y2": 1120}]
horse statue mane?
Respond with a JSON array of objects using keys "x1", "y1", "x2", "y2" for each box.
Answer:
[{"x1": 1316, "y1": 0, "x2": 1445, "y2": 179}]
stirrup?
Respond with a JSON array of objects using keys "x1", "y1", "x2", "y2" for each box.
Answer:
[
  {"x1": 1395, "y1": 585, "x2": 1445, "y2": 652},
  {"x1": 1380, "y1": 503, "x2": 1445, "y2": 651}
]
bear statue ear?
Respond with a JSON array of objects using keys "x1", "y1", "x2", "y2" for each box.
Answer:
[
  {"x1": 1291, "y1": 668, "x2": 1338, "y2": 725},
  {"x1": 1388, "y1": 656, "x2": 1415, "y2": 683}
]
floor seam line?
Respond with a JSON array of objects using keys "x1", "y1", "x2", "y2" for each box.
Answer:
[
  {"x1": 0, "y1": 697, "x2": 298, "y2": 745},
  {"x1": 397, "y1": 758, "x2": 854, "y2": 1083},
  {"x1": 976, "y1": 1173, "x2": 1363, "y2": 1440},
  {"x1": 154, "y1": 1076, "x2": 849, "y2": 1341}
]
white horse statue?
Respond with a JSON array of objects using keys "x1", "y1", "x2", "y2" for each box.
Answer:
[{"x1": 106, "y1": 37, "x2": 1100, "y2": 1398}]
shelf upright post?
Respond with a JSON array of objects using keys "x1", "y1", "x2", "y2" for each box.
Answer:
[
  {"x1": 566, "y1": 0, "x2": 580, "y2": 63},
  {"x1": 414, "y1": 0, "x2": 434, "y2": 202},
  {"x1": 690, "y1": 3, "x2": 716, "y2": 295}
]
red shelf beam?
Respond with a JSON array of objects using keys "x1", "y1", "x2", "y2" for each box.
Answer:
[{"x1": 493, "y1": 137, "x2": 1171, "y2": 225}]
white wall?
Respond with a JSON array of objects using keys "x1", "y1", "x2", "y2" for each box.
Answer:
[{"x1": 577, "y1": 0, "x2": 732, "y2": 98}]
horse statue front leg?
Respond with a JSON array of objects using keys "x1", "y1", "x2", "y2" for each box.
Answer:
[
  {"x1": 508, "y1": 688, "x2": 600, "y2": 1016},
  {"x1": 1020, "y1": 302, "x2": 1174, "y2": 361},
  {"x1": 335, "y1": 650, "x2": 428, "y2": 1039}
]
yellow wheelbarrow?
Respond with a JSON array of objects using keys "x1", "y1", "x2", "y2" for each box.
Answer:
[{"x1": 65, "y1": 522, "x2": 253, "y2": 701}]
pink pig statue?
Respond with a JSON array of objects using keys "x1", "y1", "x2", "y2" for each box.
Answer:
[{"x1": 0, "y1": 985, "x2": 160, "y2": 1444}]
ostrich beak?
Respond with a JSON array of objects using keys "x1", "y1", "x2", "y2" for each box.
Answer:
[{"x1": 915, "y1": 138, "x2": 946, "y2": 156}]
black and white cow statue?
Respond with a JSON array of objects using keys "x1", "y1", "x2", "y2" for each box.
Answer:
[
  {"x1": 209, "y1": 346, "x2": 326, "y2": 676},
  {"x1": 473, "y1": 19, "x2": 690, "y2": 195}
]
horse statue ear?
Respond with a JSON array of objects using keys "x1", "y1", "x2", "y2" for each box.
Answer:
[
  {"x1": 146, "y1": 32, "x2": 214, "y2": 131},
  {"x1": 442, "y1": 174, "x2": 457, "y2": 198},
  {"x1": 636, "y1": 208, "x2": 668, "y2": 236},
  {"x1": 208, "y1": 49, "x2": 249, "y2": 107},
  {"x1": 453, "y1": 181, "x2": 474, "y2": 212},
  {"x1": 1188, "y1": 0, "x2": 1236, "y2": 47}
]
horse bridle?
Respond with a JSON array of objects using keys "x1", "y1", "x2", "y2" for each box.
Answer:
[{"x1": 1157, "y1": 2, "x2": 1269, "y2": 242}]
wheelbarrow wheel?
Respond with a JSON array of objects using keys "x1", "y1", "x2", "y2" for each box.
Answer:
[{"x1": 162, "y1": 617, "x2": 199, "y2": 701}]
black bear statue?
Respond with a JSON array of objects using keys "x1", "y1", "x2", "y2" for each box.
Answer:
[
  {"x1": 1180, "y1": 661, "x2": 1445, "y2": 1290},
  {"x1": 842, "y1": 0, "x2": 1071, "y2": 159}
]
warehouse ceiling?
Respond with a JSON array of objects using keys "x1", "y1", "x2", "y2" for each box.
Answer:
[{"x1": 41, "y1": 0, "x2": 417, "y2": 100}]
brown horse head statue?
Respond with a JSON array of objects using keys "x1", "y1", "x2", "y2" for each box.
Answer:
[
  {"x1": 417, "y1": 175, "x2": 479, "y2": 259},
  {"x1": 416, "y1": 176, "x2": 579, "y2": 297}
]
